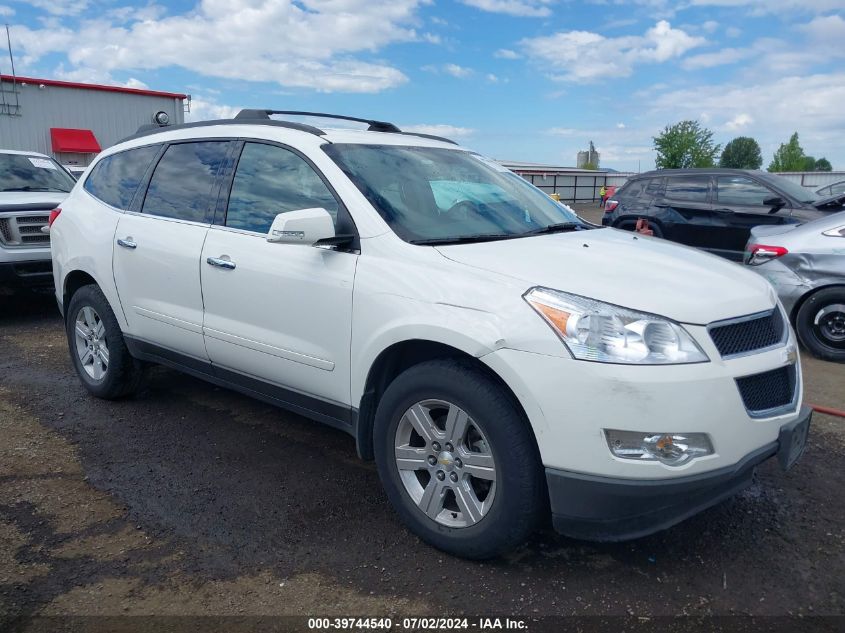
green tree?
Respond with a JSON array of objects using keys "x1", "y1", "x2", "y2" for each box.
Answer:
[
  {"x1": 581, "y1": 161, "x2": 598, "y2": 170},
  {"x1": 802, "y1": 156, "x2": 817, "y2": 171},
  {"x1": 653, "y1": 120, "x2": 721, "y2": 169},
  {"x1": 719, "y1": 136, "x2": 763, "y2": 169},
  {"x1": 815, "y1": 157, "x2": 833, "y2": 171},
  {"x1": 768, "y1": 132, "x2": 807, "y2": 172}
]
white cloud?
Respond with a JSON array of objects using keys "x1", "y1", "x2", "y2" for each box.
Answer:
[
  {"x1": 681, "y1": 47, "x2": 752, "y2": 69},
  {"x1": 124, "y1": 77, "x2": 149, "y2": 90},
  {"x1": 725, "y1": 26, "x2": 742, "y2": 37},
  {"x1": 0, "y1": 5, "x2": 14, "y2": 17},
  {"x1": 460, "y1": 0, "x2": 555, "y2": 17},
  {"x1": 402, "y1": 124, "x2": 475, "y2": 138},
  {"x1": 186, "y1": 97, "x2": 241, "y2": 122},
  {"x1": 13, "y1": 0, "x2": 429, "y2": 93},
  {"x1": 688, "y1": 0, "x2": 845, "y2": 14},
  {"x1": 616, "y1": 122, "x2": 626, "y2": 128},
  {"x1": 444, "y1": 63, "x2": 473, "y2": 78},
  {"x1": 520, "y1": 20, "x2": 705, "y2": 83},
  {"x1": 494, "y1": 48, "x2": 521, "y2": 59},
  {"x1": 799, "y1": 14, "x2": 845, "y2": 42},
  {"x1": 701, "y1": 20, "x2": 719, "y2": 33},
  {"x1": 725, "y1": 113, "x2": 753, "y2": 130},
  {"x1": 16, "y1": 0, "x2": 88, "y2": 16},
  {"x1": 486, "y1": 73, "x2": 500, "y2": 82}
]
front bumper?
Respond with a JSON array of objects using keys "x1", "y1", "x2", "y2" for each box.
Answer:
[
  {"x1": 0, "y1": 259, "x2": 54, "y2": 289},
  {"x1": 547, "y1": 406, "x2": 812, "y2": 541}
]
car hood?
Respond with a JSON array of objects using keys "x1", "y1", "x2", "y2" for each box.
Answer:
[
  {"x1": 0, "y1": 191, "x2": 67, "y2": 209},
  {"x1": 435, "y1": 228, "x2": 775, "y2": 325}
]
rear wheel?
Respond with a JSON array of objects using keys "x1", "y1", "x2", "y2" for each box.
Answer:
[
  {"x1": 373, "y1": 359, "x2": 545, "y2": 559},
  {"x1": 66, "y1": 284, "x2": 144, "y2": 398},
  {"x1": 795, "y1": 287, "x2": 845, "y2": 362}
]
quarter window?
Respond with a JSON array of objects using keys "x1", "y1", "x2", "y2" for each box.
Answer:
[
  {"x1": 83, "y1": 145, "x2": 159, "y2": 210},
  {"x1": 225, "y1": 142, "x2": 339, "y2": 234},
  {"x1": 141, "y1": 141, "x2": 230, "y2": 222},
  {"x1": 665, "y1": 177, "x2": 710, "y2": 202},
  {"x1": 716, "y1": 176, "x2": 773, "y2": 206}
]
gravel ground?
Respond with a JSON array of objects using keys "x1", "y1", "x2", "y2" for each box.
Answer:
[{"x1": 1, "y1": 255, "x2": 844, "y2": 625}]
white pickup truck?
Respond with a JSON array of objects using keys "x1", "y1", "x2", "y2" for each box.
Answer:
[{"x1": 0, "y1": 149, "x2": 75, "y2": 293}]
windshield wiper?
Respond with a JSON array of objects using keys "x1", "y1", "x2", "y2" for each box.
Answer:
[
  {"x1": 410, "y1": 233, "x2": 514, "y2": 245},
  {"x1": 1, "y1": 186, "x2": 70, "y2": 193},
  {"x1": 521, "y1": 222, "x2": 586, "y2": 236}
]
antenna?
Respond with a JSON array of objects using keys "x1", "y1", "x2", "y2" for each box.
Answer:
[{"x1": 3, "y1": 24, "x2": 19, "y2": 116}]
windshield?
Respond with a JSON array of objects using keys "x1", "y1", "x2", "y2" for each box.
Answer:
[
  {"x1": 323, "y1": 144, "x2": 584, "y2": 243},
  {"x1": 0, "y1": 153, "x2": 76, "y2": 193},
  {"x1": 758, "y1": 173, "x2": 819, "y2": 204}
]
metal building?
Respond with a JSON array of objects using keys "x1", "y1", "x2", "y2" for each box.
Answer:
[
  {"x1": 0, "y1": 74, "x2": 188, "y2": 168},
  {"x1": 500, "y1": 160, "x2": 636, "y2": 203}
]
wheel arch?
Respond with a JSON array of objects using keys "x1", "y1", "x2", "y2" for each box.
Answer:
[
  {"x1": 354, "y1": 339, "x2": 533, "y2": 461},
  {"x1": 790, "y1": 283, "x2": 845, "y2": 324}
]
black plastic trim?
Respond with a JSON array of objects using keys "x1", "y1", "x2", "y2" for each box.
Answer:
[
  {"x1": 546, "y1": 406, "x2": 812, "y2": 542},
  {"x1": 124, "y1": 336, "x2": 356, "y2": 434},
  {"x1": 236, "y1": 109, "x2": 400, "y2": 133}
]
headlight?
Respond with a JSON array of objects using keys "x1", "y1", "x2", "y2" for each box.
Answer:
[
  {"x1": 605, "y1": 430, "x2": 714, "y2": 466},
  {"x1": 524, "y1": 287, "x2": 708, "y2": 364}
]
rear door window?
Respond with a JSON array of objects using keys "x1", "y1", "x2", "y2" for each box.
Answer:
[
  {"x1": 141, "y1": 141, "x2": 230, "y2": 222},
  {"x1": 84, "y1": 145, "x2": 160, "y2": 210},
  {"x1": 716, "y1": 176, "x2": 773, "y2": 206},
  {"x1": 664, "y1": 177, "x2": 710, "y2": 202},
  {"x1": 619, "y1": 179, "x2": 647, "y2": 198}
]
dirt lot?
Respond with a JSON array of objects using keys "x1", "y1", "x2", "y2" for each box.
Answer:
[{"x1": 1, "y1": 246, "x2": 844, "y2": 625}]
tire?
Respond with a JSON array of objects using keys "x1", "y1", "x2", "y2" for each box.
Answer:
[
  {"x1": 373, "y1": 359, "x2": 545, "y2": 559},
  {"x1": 65, "y1": 284, "x2": 145, "y2": 398},
  {"x1": 795, "y1": 287, "x2": 845, "y2": 363}
]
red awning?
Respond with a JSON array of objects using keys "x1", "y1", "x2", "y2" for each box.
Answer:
[{"x1": 50, "y1": 128, "x2": 102, "y2": 153}]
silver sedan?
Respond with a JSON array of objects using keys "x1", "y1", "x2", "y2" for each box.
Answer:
[{"x1": 745, "y1": 211, "x2": 845, "y2": 363}]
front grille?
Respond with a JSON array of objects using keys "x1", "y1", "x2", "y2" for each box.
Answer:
[
  {"x1": 735, "y1": 364, "x2": 796, "y2": 416},
  {"x1": 709, "y1": 309, "x2": 785, "y2": 358},
  {"x1": 0, "y1": 214, "x2": 50, "y2": 247},
  {"x1": 0, "y1": 218, "x2": 11, "y2": 243}
]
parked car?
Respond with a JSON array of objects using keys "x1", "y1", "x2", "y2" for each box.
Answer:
[
  {"x1": 603, "y1": 169, "x2": 845, "y2": 261},
  {"x1": 50, "y1": 111, "x2": 811, "y2": 558},
  {"x1": 816, "y1": 180, "x2": 845, "y2": 198},
  {"x1": 1, "y1": 149, "x2": 74, "y2": 293},
  {"x1": 746, "y1": 211, "x2": 845, "y2": 362}
]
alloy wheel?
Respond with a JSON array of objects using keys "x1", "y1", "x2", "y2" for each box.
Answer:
[
  {"x1": 394, "y1": 399, "x2": 497, "y2": 528},
  {"x1": 74, "y1": 306, "x2": 110, "y2": 380}
]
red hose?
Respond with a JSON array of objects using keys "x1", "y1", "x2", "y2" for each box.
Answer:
[{"x1": 810, "y1": 404, "x2": 845, "y2": 418}]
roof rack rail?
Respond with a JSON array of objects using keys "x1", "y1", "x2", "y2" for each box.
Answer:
[
  {"x1": 235, "y1": 109, "x2": 402, "y2": 133},
  {"x1": 119, "y1": 111, "x2": 459, "y2": 146}
]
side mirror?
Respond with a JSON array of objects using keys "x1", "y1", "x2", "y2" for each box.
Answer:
[
  {"x1": 763, "y1": 196, "x2": 786, "y2": 210},
  {"x1": 267, "y1": 208, "x2": 335, "y2": 245}
]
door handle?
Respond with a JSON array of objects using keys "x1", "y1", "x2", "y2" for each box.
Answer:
[
  {"x1": 206, "y1": 256, "x2": 236, "y2": 270},
  {"x1": 713, "y1": 208, "x2": 734, "y2": 214},
  {"x1": 117, "y1": 237, "x2": 137, "y2": 249}
]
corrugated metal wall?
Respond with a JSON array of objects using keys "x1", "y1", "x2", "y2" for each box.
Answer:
[{"x1": 0, "y1": 79, "x2": 185, "y2": 166}]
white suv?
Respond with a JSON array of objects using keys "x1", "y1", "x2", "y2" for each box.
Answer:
[{"x1": 50, "y1": 110, "x2": 811, "y2": 558}]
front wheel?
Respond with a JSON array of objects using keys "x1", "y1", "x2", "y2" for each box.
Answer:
[
  {"x1": 373, "y1": 360, "x2": 545, "y2": 559},
  {"x1": 795, "y1": 287, "x2": 845, "y2": 363},
  {"x1": 65, "y1": 284, "x2": 145, "y2": 398}
]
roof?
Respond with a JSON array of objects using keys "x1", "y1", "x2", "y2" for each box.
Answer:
[
  {"x1": 633, "y1": 168, "x2": 767, "y2": 178},
  {"x1": 498, "y1": 160, "x2": 608, "y2": 174},
  {"x1": 0, "y1": 74, "x2": 188, "y2": 100},
  {"x1": 0, "y1": 148, "x2": 50, "y2": 158}
]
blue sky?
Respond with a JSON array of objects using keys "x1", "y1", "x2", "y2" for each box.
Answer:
[{"x1": 3, "y1": 0, "x2": 845, "y2": 171}]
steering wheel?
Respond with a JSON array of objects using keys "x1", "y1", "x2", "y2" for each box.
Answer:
[{"x1": 445, "y1": 199, "x2": 484, "y2": 219}]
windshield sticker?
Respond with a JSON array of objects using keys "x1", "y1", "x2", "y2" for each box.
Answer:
[
  {"x1": 28, "y1": 157, "x2": 57, "y2": 170},
  {"x1": 470, "y1": 154, "x2": 511, "y2": 173}
]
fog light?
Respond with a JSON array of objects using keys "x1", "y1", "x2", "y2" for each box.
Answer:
[{"x1": 604, "y1": 430, "x2": 714, "y2": 466}]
